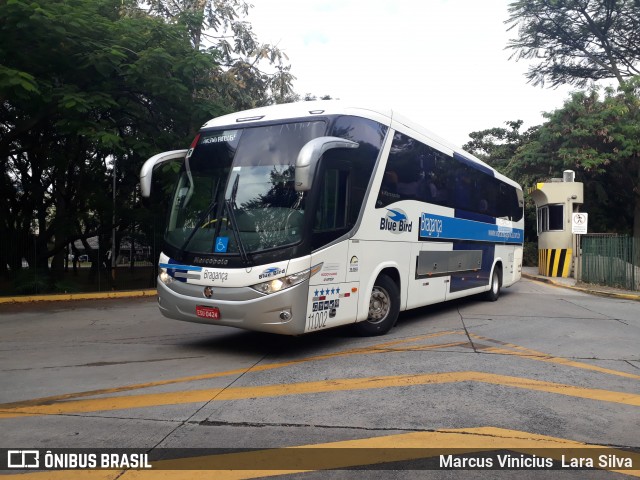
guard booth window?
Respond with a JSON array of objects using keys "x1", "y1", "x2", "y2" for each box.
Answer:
[{"x1": 538, "y1": 204, "x2": 564, "y2": 233}]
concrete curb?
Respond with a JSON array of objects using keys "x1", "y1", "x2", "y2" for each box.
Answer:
[
  {"x1": 0, "y1": 289, "x2": 157, "y2": 304},
  {"x1": 522, "y1": 273, "x2": 640, "y2": 302},
  {"x1": 3, "y1": 276, "x2": 638, "y2": 304}
]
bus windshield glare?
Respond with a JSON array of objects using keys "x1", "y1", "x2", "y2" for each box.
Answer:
[{"x1": 165, "y1": 121, "x2": 326, "y2": 258}]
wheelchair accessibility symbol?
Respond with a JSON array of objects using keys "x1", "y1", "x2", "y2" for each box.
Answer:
[{"x1": 215, "y1": 237, "x2": 229, "y2": 253}]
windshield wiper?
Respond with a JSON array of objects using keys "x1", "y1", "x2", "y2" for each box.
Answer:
[
  {"x1": 225, "y1": 174, "x2": 251, "y2": 266},
  {"x1": 177, "y1": 178, "x2": 221, "y2": 259}
]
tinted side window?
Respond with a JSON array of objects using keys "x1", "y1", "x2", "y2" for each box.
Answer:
[
  {"x1": 377, "y1": 132, "x2": 424, "y2": 208},
  {"x1": 330, "y1": 115, "x2": 387, "y2": 220},
  {"x1": 377, "y1": 132, "x2": 455, "y2": 209},
  {"x1": 314, "y1": 169, "x2": 349, "y2": 231},
  {"x1": 311, "y1": 161, "x2": 352, "y2": 250},
  {"x1": 311, "y1": 116, "x2": 388, "y2": 250},
  {"x1": 376, "y1": 131, "x2": 523, "y2": 221}
]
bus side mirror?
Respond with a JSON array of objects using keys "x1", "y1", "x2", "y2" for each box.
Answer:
[
  {"x1": 140, "y1": 149, "x2": 189, "y2": 198},
  {"x1": 295, "y1": 137, "x2": 358, "y2": 192}
]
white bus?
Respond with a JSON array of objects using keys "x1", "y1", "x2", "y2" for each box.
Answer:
[{"x1": 140, "y1": 102, "x2": 524, "y2": 336}]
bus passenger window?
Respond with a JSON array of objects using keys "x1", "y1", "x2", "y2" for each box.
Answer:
[{"x1": 376, "y1": 131, "x2": 421, "y2": 207}]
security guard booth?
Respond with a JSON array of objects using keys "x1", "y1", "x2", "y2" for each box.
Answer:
[{"x1": 529, "y1": 171, "x2": 584, "y2": 277}]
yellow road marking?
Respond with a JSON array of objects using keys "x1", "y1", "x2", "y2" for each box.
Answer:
[
  {"x1": 2, "y1": 427, "x2": 639, "y2": 479},
  {"x1": 136, "y1": 426, "x2": 640, "y2": 479},
  {"x1": 1, "y1": 330, "x2": 637, "y2": 417},
  {"x1": 0, "y1": 331, "x2": 461, "y2": 410},
  {"x1": 468, "y1": 333, "x2": 640, "y2": 380},
  {"x1": 2, "y1": 331, "x2": 638, "y2": 477},
  {"x1": 1, "y1": 371, "x2": 638, "y2": 418}
]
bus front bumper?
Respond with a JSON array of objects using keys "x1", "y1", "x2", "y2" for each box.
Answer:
[{"x1": 156, "y1": 278, "x2": 309, "y2": 335}]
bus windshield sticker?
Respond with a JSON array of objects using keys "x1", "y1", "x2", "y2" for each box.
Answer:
[
  {"x1": 200, "y1": 130, "x2": 239, "y2": 145},
  {"x1": 214, "y1": 237, "x2": 229, "y2": 253}
]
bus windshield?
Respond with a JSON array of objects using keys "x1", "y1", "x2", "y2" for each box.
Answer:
[{"x1": 165, "y1": 121, "x2": 327, "y2": 258}]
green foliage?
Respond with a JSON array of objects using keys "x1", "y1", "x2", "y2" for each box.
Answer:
[
  {"x1": 146, "y1": 0, "x2": 296, "y2": 108},
  {"x1": 0, "y1": 0, "x2": 224, "y2": 275},
  {"x1": 11, "y1": 269, "x2": 51, "y2": 295},
  {"x1": 463, "y1": 120, "x2": 531, "y2": 171},
  {"x1": 506, "y1": 0, "x2": 640, "y2": 87},
  {"x1": 508, "y1": 78, "x2": 640, "y2": 236},
  {"x1": 523, "y1": 242, "x2": 538, "y2": 267},
  {"x1": 0, "y1": 0, "x2": 304, "y2": 281},
  {"x1": 466, "y1": 79, "x2": 640, "y2": 238}
]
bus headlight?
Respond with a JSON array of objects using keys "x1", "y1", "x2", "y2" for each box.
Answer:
[
  {"x1": 159, "y1": 267, "x2": 174, "y2": 285},
  {"x1": 251, "y1": 263, "x2": 322, "y2": 295}
]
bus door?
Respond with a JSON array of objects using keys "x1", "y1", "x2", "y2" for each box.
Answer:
[{"x1": 305, "y1": 158, "x2": 360, "y2": 332}]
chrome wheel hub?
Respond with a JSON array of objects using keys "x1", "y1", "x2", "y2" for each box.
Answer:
[{"x1": 368, "y1": 287, "x2": 390, "y2": 323}]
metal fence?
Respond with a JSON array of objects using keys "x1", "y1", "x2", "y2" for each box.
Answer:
[
  {"x1": 0, "y1": 225, "x2": 163, "y2": 297},
  {"x1": 581, "y1": 234, "x2": 639, "y2": 291}
]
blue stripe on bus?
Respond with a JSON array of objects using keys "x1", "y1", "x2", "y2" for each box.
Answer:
[
  {"x1": 159, "y1": 263, "x2": 203, "y2": 272},
  {"x1": 419, "y1": 212, "x2": 523, "y2": 244},
  {"x1": 159, "y1": 261, "x2": 203, "y2": 283}
]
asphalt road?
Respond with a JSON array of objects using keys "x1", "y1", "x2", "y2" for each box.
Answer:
[{"x1": 0, "y1": 278, "x2": 638, "y2": 479}]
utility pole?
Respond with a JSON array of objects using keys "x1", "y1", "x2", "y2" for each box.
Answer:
[{"x1": 111, "y1": 159, "x2": 117, "y2": 289}]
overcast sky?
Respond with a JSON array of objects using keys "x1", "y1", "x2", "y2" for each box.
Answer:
[{"x1": 247, "y1": 0, "x2": 584, "y2": 147}]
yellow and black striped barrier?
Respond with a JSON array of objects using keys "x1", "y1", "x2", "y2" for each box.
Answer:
[{"x1": 538, "y1": 249, "x2": 572, "y2": 277}]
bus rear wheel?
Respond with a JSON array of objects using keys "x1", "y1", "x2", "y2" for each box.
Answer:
[
  {"x1": 485, "y1": 267, "x2": 501, "y2": 302},
  {"x1": 353, "y1": 275, "x2": 399, "y2": 336}
]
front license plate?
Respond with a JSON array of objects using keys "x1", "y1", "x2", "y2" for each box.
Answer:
[{"x1": 196, "y1": 306, "x2": 220, "y2": 320}]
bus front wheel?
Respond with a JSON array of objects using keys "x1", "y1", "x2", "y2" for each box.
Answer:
[{"x1": 353, "y1": 275, "x2": 399, "y2": 336}]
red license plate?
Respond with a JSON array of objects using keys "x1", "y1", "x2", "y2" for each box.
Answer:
[{"x1": 196, "y1": 306, "x2": 221, "y2": 320}]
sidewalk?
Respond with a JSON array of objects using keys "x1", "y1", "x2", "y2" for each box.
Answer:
[
  {"x1": 0, "y1": 289, "x2": 157, "y2": 304},
  {"x1": 521, "y1": 267, "x2": 640, "y2": 301}
]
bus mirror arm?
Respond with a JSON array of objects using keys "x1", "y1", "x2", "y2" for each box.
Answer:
[
  {"x1": 139, "y1": 149, "x2": 189, "y2": 198},
  {"x1": 294, "y1": 137, "x2": 359, "y2": 191}
]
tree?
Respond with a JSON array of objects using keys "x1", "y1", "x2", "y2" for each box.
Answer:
[
  {"x1": 0, "y1": 0, "x2": 223, "y2": 285},
  {"x1": 145, "y1": 0, "x2": 296, "y2": 108},
  {"x1": 506, "y1": 0, "x2": 640, "y2": 88},
  {"x1": 507, "y1": 79, "x2": 640, "y2": 236},
  {"x1": 463, "y1": 120, "x2": 531, "y2": 171}
]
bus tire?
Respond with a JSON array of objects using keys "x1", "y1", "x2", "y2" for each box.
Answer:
[
  {"x1": 485, "y1": 267, "x2": 501, "y2": 302},
  {"x1": 353, "y1": 275, "x2": 400, "y2": 336}
]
